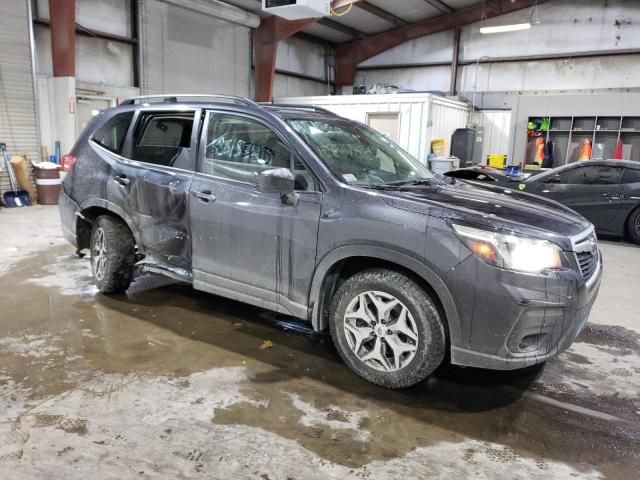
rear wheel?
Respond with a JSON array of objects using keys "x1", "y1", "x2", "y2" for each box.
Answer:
[
  {"x1": 329, "y1": 269, "x2": 446, "y2": 388},
  {"x1": 627, "y1": 207, "x2": 640, "y2": 245},
  {"x1": 90, "y1": 215, "x2": 135, "y2": 293}
]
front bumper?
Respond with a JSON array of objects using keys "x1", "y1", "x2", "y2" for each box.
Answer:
[{"x1": 447, "y1": 248, "x2": 602, "y2": 370}]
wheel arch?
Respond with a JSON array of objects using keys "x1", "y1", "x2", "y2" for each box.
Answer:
[
  {"x1": 76, "y1": 199, "x2": 141, "y2": 250},
  {"x1": 308, "y1": 246, "x2": 461, "y2": 346},
  {"x1": 624, "y1": 203, "x2": 640, "y2": 242}
]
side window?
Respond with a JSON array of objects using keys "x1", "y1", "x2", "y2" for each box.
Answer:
[
  {"x1": 621, "y1": 168, "x2": 640, "y2": 184},
  {"x1": 583, "y1": 166, "x2": 623, "y2": 185},
  {"x1": 556, "y1": 166, "x2": 621, "y2": 185},
  {"x1": 556, "y1": 167, "x2": 589, "y2": 184},
  {"x1": 92, "y1": 112, "x2": 133, "y2": 154},
  {"x1": 201, "y1": 113, "x2": 317, "y2": 191},
  {"x1": 130, "y1": 111, "x2": 195, "y2": 169}
]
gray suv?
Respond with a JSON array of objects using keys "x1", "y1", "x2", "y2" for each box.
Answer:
[{"x1": 59, "y1": 94, "x2": 602, "y2": 388}]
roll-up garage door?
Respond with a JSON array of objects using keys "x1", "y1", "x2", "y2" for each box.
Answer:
[
  {"x1": 0, "y1": 0, "x2": 38, "y2": 195},
  {"x1": 140, "y1": 0, "x2": 258, "y2": 96}
]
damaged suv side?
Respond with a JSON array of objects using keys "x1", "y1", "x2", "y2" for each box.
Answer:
[{"x1": 60, "y1": 95, "x2": 602, "y2": 388}]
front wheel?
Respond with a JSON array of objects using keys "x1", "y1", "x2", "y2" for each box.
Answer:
[
  {"x1": 329, "y1": 269, "x2": 446, "y2": 388},
  {"x1": 90, "y1": 215, "x2": 135, "y2": 293}
]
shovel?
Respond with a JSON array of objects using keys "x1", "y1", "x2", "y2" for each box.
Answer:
[{"x1": 1, "y1": 143, "x2": 31, "y2": 208}]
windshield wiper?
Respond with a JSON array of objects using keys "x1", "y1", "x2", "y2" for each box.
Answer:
[
  {"x1": 383, "y1": 179, "x2": 435, "y2": 187},
  {"x1": 360, "y1": 184, "x2": 406, "y2": 191}
]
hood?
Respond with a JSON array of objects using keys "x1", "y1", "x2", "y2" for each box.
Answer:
[{"x1": 378, "y1": 180, "x2": 591, "y2": 244}]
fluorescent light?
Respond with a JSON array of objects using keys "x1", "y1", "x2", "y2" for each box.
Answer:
[{"x1": 480, "y1": 22, "x2": 531, "y2": 34}]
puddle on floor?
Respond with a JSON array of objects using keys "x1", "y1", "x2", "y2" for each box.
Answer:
[{"x1": 0, "y1": 244, "x2": 639, "y2": 478}]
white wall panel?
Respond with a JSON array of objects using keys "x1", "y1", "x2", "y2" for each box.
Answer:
[
  {"x1": 459, "y1": 54, "x2": 640, "y2": 94},
  {"x1": 428, "y1": 99, "x2": 470, "y2": 156},
  {"x1": 459, "y1": 0, "x2": 640, "y2": 62},
  {"x1": 276, "y1": 37, "x2": 327, "y2": 81},
  {"x1": 142, "y1": 0, "x2": 251, "y2": 95},
  {"x1": 471, "y1": 110, "x2": 512, "y2": 160},
  {"x1": 354, "y1": 65, "x2": 451, "y2": 94},
  {"x1": 360, "y1": 30, "x2": 454, "y2": 67},
  {"x1": 35, "y1": 26, "x2": 133, "y2": 88},
  {"x1": 35, "y1": 0, "x2": 131, "y2": 37},
  {"x1": 273, "y1": 75, "x2": 328, "y2": 98}
]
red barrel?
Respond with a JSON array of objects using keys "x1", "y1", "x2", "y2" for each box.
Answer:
[{"x1": 34, "y1": 167, "x2": 62, "y2": 205}]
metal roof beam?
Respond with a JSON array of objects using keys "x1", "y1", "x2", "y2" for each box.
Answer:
[
  {"x1": 317, "y1": 17, "x2": 366, "y2": 39},
  {"x1": 356, "y1": 2, "x2": 409, "y2": 28},
  {"x1": 336, "y1": 0, "x2": 549, "y2": 85},
  {"x1": 422, "y1": 0, "x2": 454, "y2": 14}
]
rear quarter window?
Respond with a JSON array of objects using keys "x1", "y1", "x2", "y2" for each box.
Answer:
[
  {"x1": 621, "y1": 168, "x2": 640, "y2": 184},
  {"x1": 92, "y1": 112, "x2": 134, "y2": 154}
]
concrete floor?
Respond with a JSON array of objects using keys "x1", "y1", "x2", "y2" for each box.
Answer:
[{"x1": 0, "y1": 205, "x2": 639, "y2": 479}]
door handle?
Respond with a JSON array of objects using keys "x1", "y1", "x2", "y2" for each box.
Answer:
[
  {"x1": 113, "y1": 175, "x2": 130, "y2": 187},
  {"x1": 192, "y1": 190, "x2": 216, "y2": 202}
]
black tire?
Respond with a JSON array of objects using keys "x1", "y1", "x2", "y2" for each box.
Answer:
[
  {"x1": 90, "y1": 215, "x2": 135, "y2": 293},
  {"x1": 329, "y1": 269, "x2": 446, "y2": 389},
  {"x1": 626, "y1": 207, "x2": 640, "y2": 244}
]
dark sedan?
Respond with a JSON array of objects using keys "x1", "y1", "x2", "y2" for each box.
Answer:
[{"x1": 516, "y1": 160, "x2": 640, "y2": 243}]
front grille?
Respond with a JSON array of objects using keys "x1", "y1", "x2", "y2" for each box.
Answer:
[
  {"x1": 573, "y1": 233, "x2": 599, "y2": 281},
  {"x1": 576, "y1": 251, "x2": 598, "y2": 280}
]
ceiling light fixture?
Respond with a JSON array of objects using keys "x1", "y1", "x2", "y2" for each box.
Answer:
[{"x1": 479, "y1": 22, "x2": 531, "y2": 34}]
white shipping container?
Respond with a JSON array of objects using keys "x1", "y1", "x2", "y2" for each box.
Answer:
[{"x1": 275, "y1": 93, "x2": 471, "y2": 165}]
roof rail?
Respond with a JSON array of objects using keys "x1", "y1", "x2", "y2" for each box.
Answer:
[
  {"x1": 120, "y1": 94, "x2": 260, "y2": 108},
  {"x1": 261, "y1": 103, "x2": 337, "y2": 116}
]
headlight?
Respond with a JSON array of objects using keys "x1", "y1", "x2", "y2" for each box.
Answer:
[{"x1": 452, "y1": 224, "x2": 562, "y2": 273}]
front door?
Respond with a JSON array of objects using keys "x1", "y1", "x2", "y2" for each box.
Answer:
[
  {"x1": 532, "y1": 164, "x2": 624, "y2": 232},
  {"x1": 190, "y1": 111, "x2": 322, "y2": 317}
]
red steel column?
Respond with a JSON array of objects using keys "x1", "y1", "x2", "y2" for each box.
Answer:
[
  {"x1": 49, "y1": 0, "x2": 76, "y2": 77},
  {"x1": 254, "y1": 16, "x2": 316, "y2": 102}
]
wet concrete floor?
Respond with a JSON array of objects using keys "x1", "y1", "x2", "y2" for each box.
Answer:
[{"x1": 0, "y1": 206, "x2": 639, "y2": 479}]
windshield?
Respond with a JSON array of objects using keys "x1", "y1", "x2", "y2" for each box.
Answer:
[{"x1": 288, "y1": 118, "x2": 434, "y2": 187}]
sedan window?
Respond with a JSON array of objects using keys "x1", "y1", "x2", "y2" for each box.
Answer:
[
  {"x1": 556, "y1": 165, "x2": 623, "y2": 185},
  {"x1": 621, "y1": 168, "x2": 640, "y2": 184}
]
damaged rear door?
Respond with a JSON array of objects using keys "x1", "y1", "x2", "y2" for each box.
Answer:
[
  {"x1": 190, "y1": 110, "x2": 322, "y2": 318},
  {"x1": 123, "y1": 107, "x2": 200, "y2": 278}
]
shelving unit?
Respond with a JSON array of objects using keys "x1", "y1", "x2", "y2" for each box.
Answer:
[{"x1": 525, "y1": 115, "x2": 640, "y2": 167}]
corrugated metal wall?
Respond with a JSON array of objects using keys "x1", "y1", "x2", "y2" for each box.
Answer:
[
  {"x1": 471, "y1": 110, "x2": 512, "y2": 161},
  {"x1": 428, "y1": 98, "x2": 471, "y2": 157},
  {"x1": 0, "y1": 0, "x2": 38, "y2": 196},
  {"x1": 141, "y1": 0, "x2": 252, "y2": 95}
]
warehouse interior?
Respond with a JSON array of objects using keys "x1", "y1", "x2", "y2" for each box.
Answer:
[{"x1": 1, "y1": 0, "x2": 639, "y2": 478}]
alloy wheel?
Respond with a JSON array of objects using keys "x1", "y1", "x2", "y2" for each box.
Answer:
[
  {"x1": 343, "y1": 290, "x2": 419, "y2": 372},
  {"x1": 92, "y1": 227, "x2": 107, "y2": 282}
]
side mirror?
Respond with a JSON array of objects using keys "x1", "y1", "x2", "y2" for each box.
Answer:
[{"x1": 256, "y1": 168, "x2": 298, "y2": 205}]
